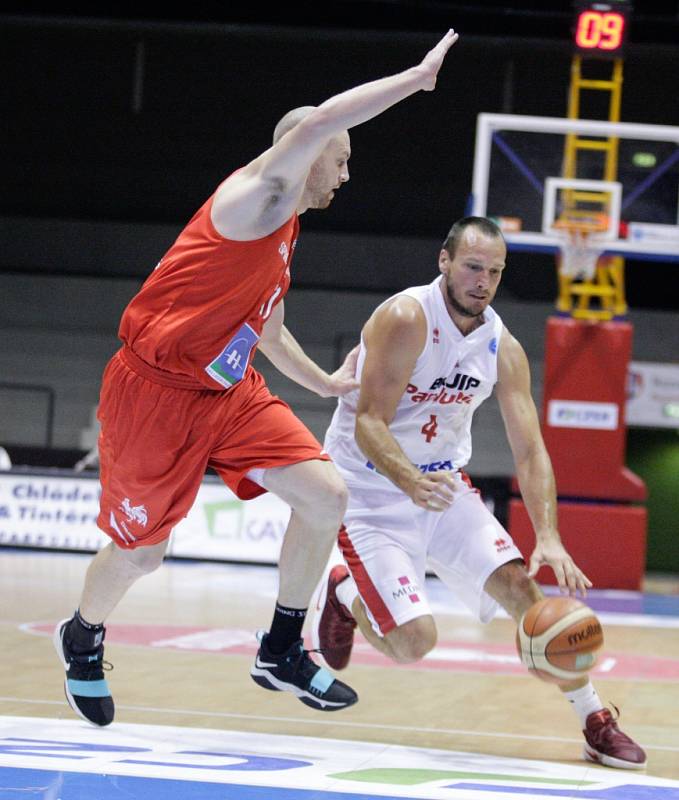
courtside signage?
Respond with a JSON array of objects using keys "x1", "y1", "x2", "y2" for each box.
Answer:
[
  {"x1": 627, "y1": 361, "x2": 679, "y2": 429},
  {"x1": 0, "y1": 474, "x2": 106, "y2": 551},
  {"x1": 547, "y1": 400, "x2": 619, "y2": 430},
  {"x1": 0, "y1": 473, "x2": 289, "y2": 563}
]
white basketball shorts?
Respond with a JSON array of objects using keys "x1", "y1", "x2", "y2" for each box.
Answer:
[{"x1": 338, "y1": 471, "x2": 523, "y2": 636}]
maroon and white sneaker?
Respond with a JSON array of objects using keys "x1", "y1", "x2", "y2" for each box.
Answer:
[
  {"x1": 311, "y1": 565, "x2": 357, "y2": 670},
  {"x1": 583, "y1": 706, "x2": 647, "y2": 769}
]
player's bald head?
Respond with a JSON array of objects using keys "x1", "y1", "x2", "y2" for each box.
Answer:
[{"x1": 273, "y1": 106, "x2": 317, "y2": 144}]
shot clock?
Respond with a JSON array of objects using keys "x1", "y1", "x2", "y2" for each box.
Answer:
[{"x1": 572, "y1": 1, "x2": 631, "y2": 57}]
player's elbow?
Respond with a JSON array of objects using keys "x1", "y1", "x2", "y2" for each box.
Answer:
[{"x1": 514, "y1": 439, "x2": 549, "y2": 470}]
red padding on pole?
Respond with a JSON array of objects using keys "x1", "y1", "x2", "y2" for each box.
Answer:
[
  {"x1": 541, "y1": 317, "x2": 646, "y2": 501},
  {"x1": 508, "y1": 498, "x2": 646, "y2": 590}
]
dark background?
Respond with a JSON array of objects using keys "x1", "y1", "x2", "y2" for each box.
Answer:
[
  {"x1": 2, "y1": 2, "x2": 679, "y2": 307},
  {"x1": 1, "y1": 3, "x2": 677, "y2": 568}
]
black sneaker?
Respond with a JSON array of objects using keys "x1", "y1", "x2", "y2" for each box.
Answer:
[
  {"x1": 250, "y1": 631, "x2": 358, "y2": 711},
  {"x1": 53, "y1": 617, "x2": 114, "y2": 726}
]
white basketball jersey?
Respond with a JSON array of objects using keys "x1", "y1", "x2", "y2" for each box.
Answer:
[{"x1": 325, "y1": 276, "x2": 504, "y2": 493}]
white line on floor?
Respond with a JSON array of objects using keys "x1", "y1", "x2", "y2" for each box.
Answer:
[{"x1": 0, "y1": 697, "x2": 675, "y2": 753}]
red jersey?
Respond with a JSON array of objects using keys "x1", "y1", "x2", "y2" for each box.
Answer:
[{"x1": 119, "y1": 188, "x2": 299, "y2": 390}]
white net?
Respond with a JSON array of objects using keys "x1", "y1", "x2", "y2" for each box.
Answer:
[{"x1": 555, "y1": 230, "x2": 606, "y2": 281}]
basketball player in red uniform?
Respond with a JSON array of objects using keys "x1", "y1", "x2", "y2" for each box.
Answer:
[{"x1": 52, "y1": 29, "x2": 460, "y2": 726}]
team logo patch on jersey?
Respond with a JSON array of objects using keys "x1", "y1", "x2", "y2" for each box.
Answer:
[
  {"x1": 278, "y1": 241, "x2": 289, "y2": 264},
  {"x1": 432, "y1": 327, "x2": 440, "y2": 344},
  {"x1": 205, "y1": 323, "x2": 259, "y2": 388},
  {"x1": 489, "y1": 337, "x2": 498, "y2": 354}
]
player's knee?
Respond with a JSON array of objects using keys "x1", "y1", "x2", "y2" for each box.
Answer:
[
  {"x1": 486, "y1": 559, "x2": 542, "y2": 621},
  {"x1": 391, "y1": 634, "x2": 436, "y2": 664},
  {"x1": 387, "y1": 618, "x2": 437, "y2": 664},
  {"x1": 120, "y1": 541, "x2": 167, "y2": 576},
  {"x1": 305, "y1": 474, "x2": 348, "y2": 524}
]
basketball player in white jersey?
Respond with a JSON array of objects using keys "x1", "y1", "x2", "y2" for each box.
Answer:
[{"x1": 312, "y1": 217, "x2": 646, "y2": 769}]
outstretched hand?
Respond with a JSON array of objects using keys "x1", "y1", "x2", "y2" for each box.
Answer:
[
  {"x1": 528, "y1": 538, "x2": 593, "y2": 598},
  {"x1": 418, "y1": 29, "x2": 459, "y2": 91}
]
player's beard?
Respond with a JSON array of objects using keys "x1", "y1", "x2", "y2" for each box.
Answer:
[
  {"x1": 315, "y1": 189, "x2": 334, "y2": 208},
  {"x1": 445, "y1": 282, "x2": 486, "y2": 318},
  {"x1": 304, "y1": 164, "x2": 334, "y2": 209}
]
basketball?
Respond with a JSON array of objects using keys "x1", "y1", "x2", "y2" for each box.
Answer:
[{"x1": 515, "y1": 597, "x2": 603, "y2": 684}]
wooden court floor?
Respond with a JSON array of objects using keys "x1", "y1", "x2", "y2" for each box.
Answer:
[{"x1": 1, "y1": 548, "x2": 678, "y2": 780}]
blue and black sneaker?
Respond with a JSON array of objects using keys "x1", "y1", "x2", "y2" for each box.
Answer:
[
  {"x1": 53, "y1": 617, "x2": 114, "y2": 726},
  {"x1": 250, "y1": 631, "x2": 358, "y2": 712}
]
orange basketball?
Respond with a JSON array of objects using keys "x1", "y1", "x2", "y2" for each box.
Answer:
[{"x1": 515, "y1": 597, "x2": 603, "y2": 684}]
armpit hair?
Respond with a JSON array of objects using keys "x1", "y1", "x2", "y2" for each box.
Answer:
[{"x1": 262, "y1": 175, "x2": 288, "y2": 211}]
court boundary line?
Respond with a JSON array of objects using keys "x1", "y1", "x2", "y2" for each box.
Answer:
[{"x1": 1, "y1": 697, "x2": 676, "y2": 753}]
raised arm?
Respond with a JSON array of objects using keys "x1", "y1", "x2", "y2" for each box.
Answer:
[
  {"x1": 211, "y1": 29, "x2": 459, "y2": 240},
  {"x1": 355, "y1": 296, "x2": 457, "y2": 511},
  {"x1": 495, "y1": 326, "x2": 592, "y2": 596}
]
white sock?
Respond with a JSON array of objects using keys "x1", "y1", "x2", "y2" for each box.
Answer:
[
  {"x1": 564, "y1": 682, "x2": 604, "y2": 727},
  {"x1": 335, "y1": 573, "x2": 359, "y2": 615}
]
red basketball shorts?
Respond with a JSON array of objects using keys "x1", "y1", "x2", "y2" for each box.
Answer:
[{"x1": 96, "y1": 348, "x2": 329, "y2": 549}]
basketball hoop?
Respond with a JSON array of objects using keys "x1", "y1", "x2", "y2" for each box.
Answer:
[{"x1": 554, "y1": 216, "x2": 608, "y2": 281}]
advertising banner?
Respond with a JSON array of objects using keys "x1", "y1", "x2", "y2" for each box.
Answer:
[
  {"x1": 0, "y1": 472, "x2": 290, "y2": 563},
  {"x1": 627, "y1": 361, "x2": 679, "y2": 428}
]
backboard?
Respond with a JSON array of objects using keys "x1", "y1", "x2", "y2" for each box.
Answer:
[{"x1": 470, "y1": 113, "x2": 679, "y2": 263}]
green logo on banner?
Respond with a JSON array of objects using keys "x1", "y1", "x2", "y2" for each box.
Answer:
[{"x1": 203, "y1": 500, "x2": 244, "y2": 538}]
